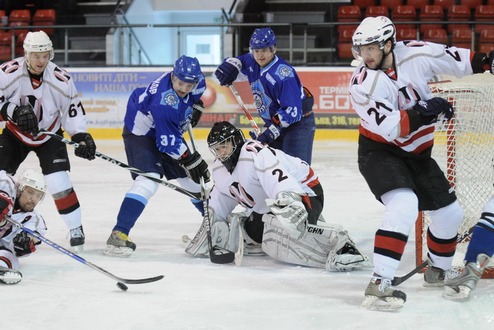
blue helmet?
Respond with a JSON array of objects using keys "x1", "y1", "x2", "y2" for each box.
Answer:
[
  {"x1": 173, "y1": 55, "x2": 202, "y2": 84},
  {"x1": 249, "y1": 28, "x2": 276, "y2": 50}
]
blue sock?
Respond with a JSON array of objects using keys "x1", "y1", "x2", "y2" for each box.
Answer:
[
  {"x1": 114, "y1": 194, "x2": 147, "y2": 234},
  {"x1": 464, "y1": 225, "x2": 494, "y2": 262}
]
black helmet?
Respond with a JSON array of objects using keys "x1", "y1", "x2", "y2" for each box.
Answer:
[{"x1": 207, "y1": 121, "x2": 245, "y2": 173}]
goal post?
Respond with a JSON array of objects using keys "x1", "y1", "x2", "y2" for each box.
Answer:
[{"x1": 416, "y1": 73, "x2": 494, "y2": 277}]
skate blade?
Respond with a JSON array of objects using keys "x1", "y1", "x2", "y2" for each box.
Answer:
[
  {"x1": 443, "y1": 286, "x2": 472, "y2": 301},
  {"x1": 72, "y1": 245, "x2": 84, "y2": 254},
  {"x1": 103, "y1": 245, "x2": 134, "y2": 257},
  {"x1": 361, "y1": 296, "x2": 405, "y2": 311}
]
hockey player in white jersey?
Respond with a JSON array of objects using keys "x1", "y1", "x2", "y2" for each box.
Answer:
[
  {"x1": 443, "y1": 195, "x2": 494, "y2": 301},
  {"x1": 349, "y1": 16, "x2": 494, "y2": 311},
  {"x1": 0, "y1": 169, "x2": 47, "y2": 284},
  {"x1": 186, "y1": 121, "x2": 369, "y2": 272},
  {"x1": 0, "y1": 31, "x2": 96, "y2": 249}
]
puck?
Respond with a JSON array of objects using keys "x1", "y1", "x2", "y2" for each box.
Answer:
[
  {"x1": 116, "y1": 282, "x2": 128, "y2": 291},
  {"x1": 182, "y1": 235, "x2": 191, "y2": 243}
]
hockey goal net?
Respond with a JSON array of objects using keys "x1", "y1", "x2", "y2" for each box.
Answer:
[{"x1": 416, "y1": 74, "x2": 494, "y2": 278}]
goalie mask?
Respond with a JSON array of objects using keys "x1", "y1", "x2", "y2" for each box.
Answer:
[{"x1": 207, "y1": 121, "x2": 245, "y2": 173}]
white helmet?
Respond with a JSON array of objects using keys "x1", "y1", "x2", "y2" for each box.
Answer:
[
  {"x1": 352, "y1": 16, "x2": 396, "y2": 57},
  {"x1": 23, "y1": 31, "x2": 54, "y2": 60},
  {"x1": 18, "y1": 169, "x2": 47, "y2": 195}
]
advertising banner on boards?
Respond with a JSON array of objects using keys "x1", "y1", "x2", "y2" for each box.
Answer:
[{"x1": 69, "y1": 67, "x2": 359, "y2": 130}]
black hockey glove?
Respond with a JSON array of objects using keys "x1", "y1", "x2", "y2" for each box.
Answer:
[
  {"x1": 12, "y1": 105, "x2": 39, "y2": 135},
  {"x1": 190, "y1": 100, "x2": 204, "y2": 128},
  {"x1": 0, "y1": 190, "x2": 13, "y2": 223},
  {"x1": 71, "y1": 132, "x2": 97, "y2": 160},
  {"x1": 413, "y1": 97, "x2": 453, "y2": 125},
  {"x1": 214, "y1": 57, "x2": 242, "y2": 86},
  {"x1": 177, "y1": 150, "x2": 211, "y2": 184},
  {"x1": 13, "y1": 231, "x2": 41, "y2": 257}
]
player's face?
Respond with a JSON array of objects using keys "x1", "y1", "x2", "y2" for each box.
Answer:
[
  {"x1": 27, "y1": 51, "x2": 51, "y2": 75},
  {"x1": 252, "y1": 47, "x2": 276, "y2": 68},
  {"x1": 18, "y1": 186, "x2": 45, "y2": 212},
  {"x1": 358, "y1": 43, "x2": 383, "y2": 70},
  {"x1": 210, "y1": 139, "x2": 234, "y2": 161},
  {"x1": 172, "y1": 75, "x2": 197, "y2": 98}
]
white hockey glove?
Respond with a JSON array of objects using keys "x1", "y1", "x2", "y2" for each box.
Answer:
[{"x1": 266, "y1": 191, "x2": 307, "y2": 239}]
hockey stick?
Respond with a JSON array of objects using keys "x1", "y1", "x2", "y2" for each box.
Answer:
[
  {"x1": 229, "y1": 84, "x2": 261, "y2": 135},
  {"x1": 42, "y1": 131, "x2": 201, "y2": 200},
  {"x1": 4, "y1": 216, "x2": 164, "y2": 291},
  {"x1": 187, "y1": 124, "x2": 235, "y2": 264},
  {"x1": 392, "y1": 260, "x2": 428, "y2": 286},
  {"x1": 391, "y1": 226, "x2": 476, "y2": 286}
]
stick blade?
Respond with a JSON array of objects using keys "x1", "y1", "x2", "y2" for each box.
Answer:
[
  {"x1": 210, "y1": 246, "x2": 235, "y2": 264},
  {"x1": 120, "y1": 275, "x2": 164, "y2": 285}
]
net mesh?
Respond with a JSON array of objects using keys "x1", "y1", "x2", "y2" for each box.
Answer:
[{"x1": 418, "y1": 74, "x2": 494, "y2": 273}]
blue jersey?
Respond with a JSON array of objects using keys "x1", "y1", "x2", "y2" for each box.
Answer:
[
  {"x1": 236, "y1": 54, "x2": 305, "y2": 128},
  {"x1": 123, "y1": 72, "x2": 206, "y2": 159}
]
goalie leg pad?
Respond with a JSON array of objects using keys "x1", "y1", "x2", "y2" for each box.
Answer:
[
  {"x1": 262, "y1": 214, "x2": 370, "y2": 270},
  {"x1": 185, "y1": 219, "x2": 209, "y2": 257},
  {"x1": 325, "y1": 228, "x2": 371, "y2": 272},
  {"x1": 262, "y1": 214, "x2": 338, "y2": 268},
  {"x1": 226, "y1": 212, "x2": 264, "y2": 256}
]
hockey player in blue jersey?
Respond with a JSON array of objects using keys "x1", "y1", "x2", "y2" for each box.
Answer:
[
  {"x1": 443, "y1": 195, "x2": 494, "y2": 301},
  {"x1": 214, "y1": 27, "x2": 315, "y2": 164},
  {"x1": 104, "y1": 55, "x2": 210, "y2": 257}
]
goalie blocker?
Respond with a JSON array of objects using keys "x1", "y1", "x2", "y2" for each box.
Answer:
[{"x1": 185, "y1": 210, "x2": 370, "y2": 272}]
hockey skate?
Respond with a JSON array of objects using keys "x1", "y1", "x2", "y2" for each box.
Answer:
[
  {"x1": 69, "y1": 225, "x2": 85, "y2": 251},
  {"x1": 443, "y1": 253, "x2": 490, "y2": 301},
  {"x1": 0, "y1": 266, "x2": 22, "y2": 285},
  {"x1": 103, "y1": 230, "x2": 136, "y2": 257},
  {"x1": 423, "y1": 260, "x2": 445, "y2": 287},
  {"x1": 361, "y1": 276, "x2": 407, "y2": 311}
]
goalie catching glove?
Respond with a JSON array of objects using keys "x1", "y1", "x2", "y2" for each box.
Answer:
[
  {"x1": 266, "y1": 191, "x2": 308, "y2": 239},
  {"x1": 177, "y1": 150, "x2": 210, "y2": 184},
  {"x1": 13, "y1": 231, "x2": 41, "y2": 257},
  {"x1": 71, "y1": 132, "x2": 96, "y2": 160}
]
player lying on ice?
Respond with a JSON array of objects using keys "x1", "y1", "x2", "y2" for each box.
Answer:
[
  {"x1": 185, "y1": 121, "x2": 370, "y2": 271},
  {"x1": 0, "y1": 169, "x2": 47, "y2": 284}
]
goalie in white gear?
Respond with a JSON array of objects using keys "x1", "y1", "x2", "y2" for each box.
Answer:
[
  {"x1": 0, "y1": 169, "x2": 48, "y2": 284},
  {"x1": 185, "y1": 121, "x2": 369, "y2": 271}
]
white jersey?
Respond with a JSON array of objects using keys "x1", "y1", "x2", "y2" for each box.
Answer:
[
  {"x1": 349, "y1": 41, "x2": 474, "y2": 154},
  {"x1": 209, "y1": 140, "x2": 320, "y2": 221},
  {"x1": 0, "y1": 57, "x2": 88, "y2": 146}
]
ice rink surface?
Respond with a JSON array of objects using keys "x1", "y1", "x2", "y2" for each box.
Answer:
[{"x1": 4, "y1": 139, "x2": 493, "y2": 330}]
